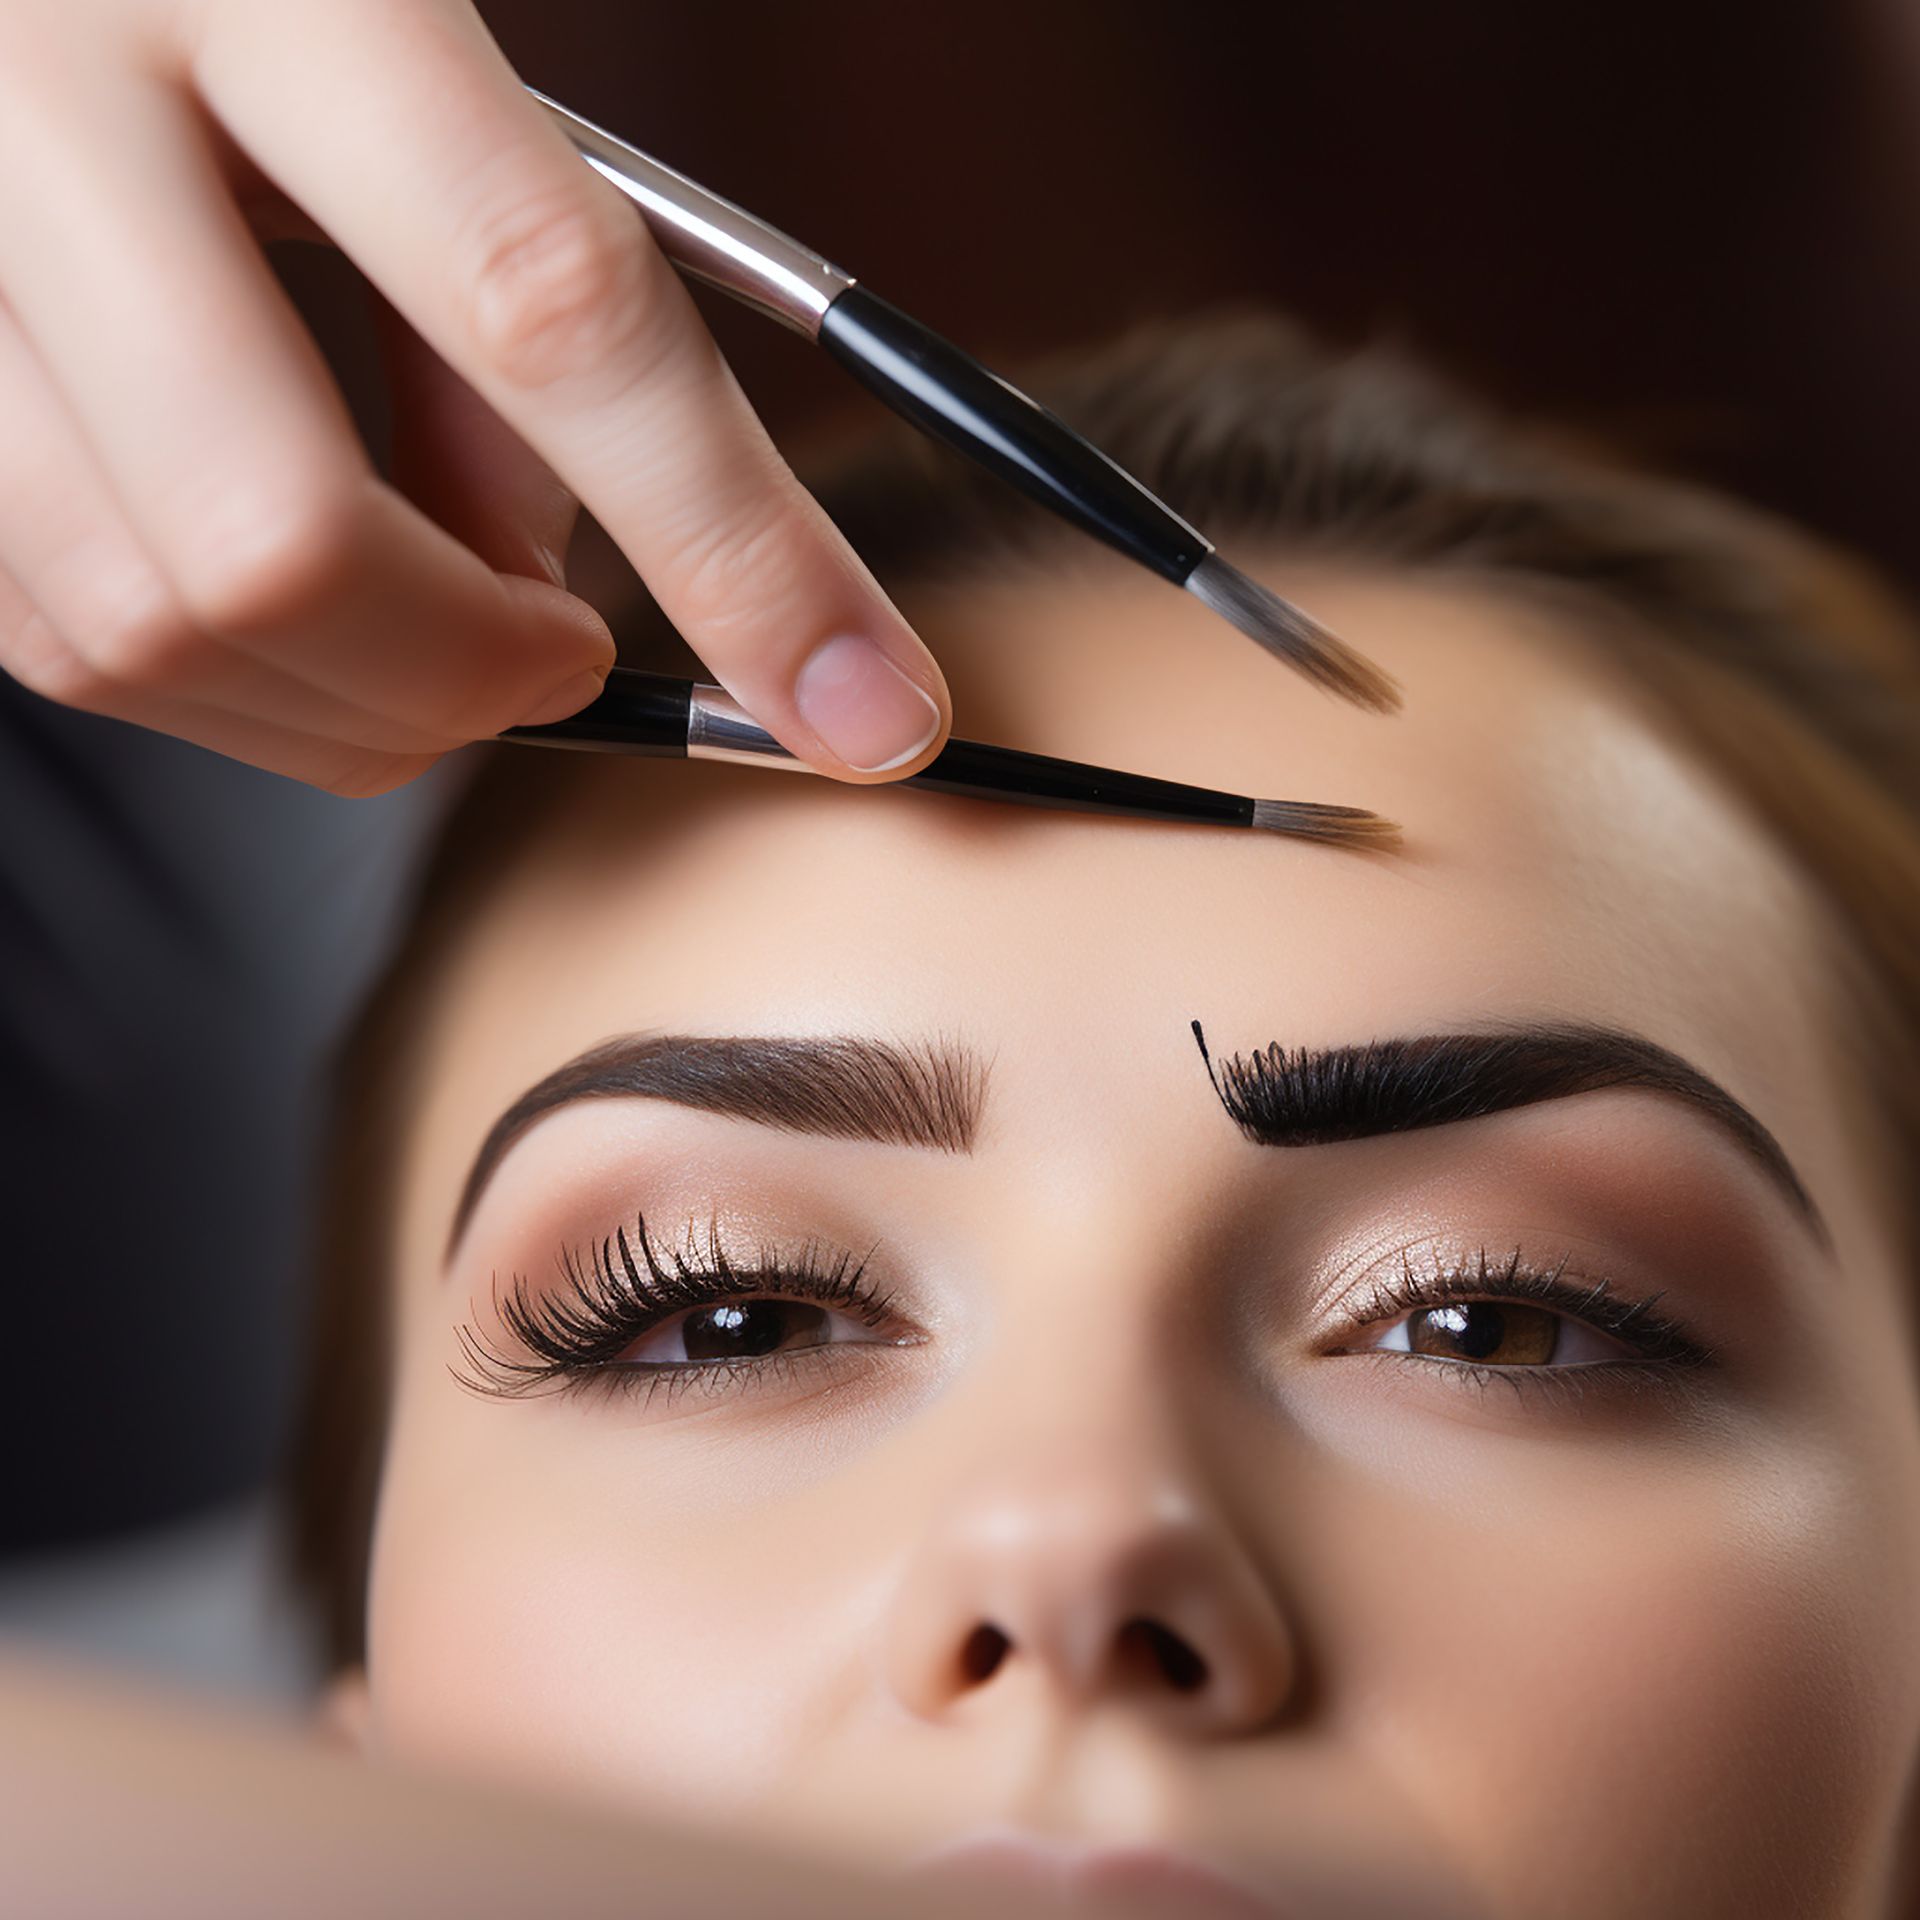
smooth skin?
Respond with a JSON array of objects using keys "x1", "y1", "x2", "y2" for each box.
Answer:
[
  {"x1": 0, "y1": 0, "x2": 950, "y2": 793},
  {"x1": 347, "y1": 562, "x2": 1920, "y2": 1918}
]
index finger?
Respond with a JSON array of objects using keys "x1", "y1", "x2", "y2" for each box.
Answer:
[{"x1": 193, "y1": 0, "x2": 951, "y2": 781}]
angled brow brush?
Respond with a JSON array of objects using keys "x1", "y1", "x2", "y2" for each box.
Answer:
[
  {"x1": 526, "y1": 88, "x2": 1400, "y2": 716},
  {"x1": 502, "y1": 667, "x2": 1400, "y2": 850}
]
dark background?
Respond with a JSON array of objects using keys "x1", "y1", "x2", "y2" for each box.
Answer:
[
  {"x1": 510, "y1": 0, "x2": 1920, "y2": 596},
  {"x1": 5, "y1": 0, "x2": 1915, "y2": 1564}
]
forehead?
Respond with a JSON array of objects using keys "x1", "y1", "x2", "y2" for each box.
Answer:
[{"x1": 410, "y1": 565, "x2": 1856, "y2": 1235}]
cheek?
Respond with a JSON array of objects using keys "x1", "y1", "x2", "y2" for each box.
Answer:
[
  {"x1": 363, "y1": 1423, "x2": 875, "y2": 1820},
  {"x1": 1339, "y1": 1430, "x2": 1913, "y2": 1919}
]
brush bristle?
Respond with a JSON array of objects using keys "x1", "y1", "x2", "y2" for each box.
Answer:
[
  {"x1": 1186, "y1": 555, "x2": 1403, "y2": 714},
  {"x1": 1250, "y1": 797, "x2": 1403, "y2": 850}
]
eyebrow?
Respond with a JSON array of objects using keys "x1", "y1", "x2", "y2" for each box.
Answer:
[
  {"x1": 1191, "y1": 1018, "x2": 1826, "y2": 1241},
  {"x1": 446, "y1": 1031, "x2": 986, "y2": 1261}
]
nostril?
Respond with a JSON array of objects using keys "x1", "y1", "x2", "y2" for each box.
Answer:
[
  {"x1": 960, "y1": 1623, "x2": 1011, "y2": 1685},
  {"x1": 1119, "y1": 1617, "x2": 1210, "y2": 1693}
]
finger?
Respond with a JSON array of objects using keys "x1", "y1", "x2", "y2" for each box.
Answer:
[
  {"x1": 0, "y1": 560, "x2": 441, "y2": 796},
  {"x1": 0, "y1": 59, "x2": 613, "y2": 739},
  {"x1": 0, "y1": 295, "x2": 462, "y2": 755},
  {"x1": 369, "y1": 286, "x2": 582, "y2": 588},
  {"x1": 195, "y1": 0, "x2": 951, "y2": 781}
]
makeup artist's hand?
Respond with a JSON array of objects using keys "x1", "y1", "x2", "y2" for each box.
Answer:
[{"x1": 0, "y1": 0, "x2": 953, "y2": 794}]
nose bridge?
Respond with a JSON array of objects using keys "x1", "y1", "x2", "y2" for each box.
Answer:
[{"x1": 869, "y1": 1088, "x2": 1295, "y2": 1732}]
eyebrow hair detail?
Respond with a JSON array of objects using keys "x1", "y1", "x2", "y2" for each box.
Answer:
[
  {"x1": 447, "y1": 1031, "x2": 987, "y2": 1261},
  {"x1": 1189, "y1": 1017, "x2": 1824, "y2": 1235}
]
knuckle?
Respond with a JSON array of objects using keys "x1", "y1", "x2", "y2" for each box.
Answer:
[
  {"x1": 460, "y1": 185, "x2": 658, "y2": 389},
  {"x1": 2, "y1": 606, "x2": 117, "y2": 712},
  {"x1": 666, "y1": 482, "x2": 817, "y2": 640},
  {"x1": 173, "y1": 478, "x2": 365, "y2": 636},
  {"x1": 82, "y1": 573, "x2": 206, "y2": 691}
]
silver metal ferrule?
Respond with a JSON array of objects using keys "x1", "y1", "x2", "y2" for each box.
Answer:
[
  {"x1": 686, "y1": 683, "x2": 818, "y2": 772},
  {"x1": 528, "y1": 88, "x2": 856, "y2": 337}
]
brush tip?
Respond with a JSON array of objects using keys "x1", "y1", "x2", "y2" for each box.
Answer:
[
  {"x1": 1186, "y1": 555, "x2": 1404, "y2": 714},
  {"x1": 1250, "y1": 797, "x2": 1403, "y2": 850}
]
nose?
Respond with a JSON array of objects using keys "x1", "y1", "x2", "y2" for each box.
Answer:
[{"x1": 880, "y1": 1432, "x2": 1295, "y2": 1738}]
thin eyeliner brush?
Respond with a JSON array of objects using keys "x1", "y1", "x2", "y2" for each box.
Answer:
[
  {"x1": 501, "y1": 668, "x2": 1401, "y2": 851},
  {"x1": 525, "y1": 87, "x2": 1401, "y2": 716}
]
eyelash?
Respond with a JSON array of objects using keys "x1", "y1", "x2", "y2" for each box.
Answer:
[
  {"x1": 1335, "y1": 1245, "x2": 1719, "y2": 1410},
  {"x1": 452, "y1": 1211, "x2": 907, "y2": 1409},
  {"x1": 454, "y1": 1224, "x2": 1719, "y2": 1416}
]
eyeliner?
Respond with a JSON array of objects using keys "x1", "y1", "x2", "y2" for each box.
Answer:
[
  {"x1": 524, "y1": 87, "x2": 1400, "y2": 716},
  {"x1": 501, "y1": 668, "x2": 1400, "y2": 850}
]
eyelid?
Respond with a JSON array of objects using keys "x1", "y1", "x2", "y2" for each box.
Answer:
[
  {"x1": 1311, "y1": 1244, "x2": 1724, "y2": 1419},
  {"x1": 1330, "y1": 1243, "x2": 1718, "y2": 1369},
  {"x1": 451, "y1": 1209, "x2": 913, "y2": 1401}
]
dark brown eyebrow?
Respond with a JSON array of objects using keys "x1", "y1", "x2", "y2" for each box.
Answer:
[
  {"x1": 1191, "y1": 1019, "x2": 1827, "y2": 1243},
  {"x1": 445, "y1": 1031, "x2": 986, "y2": 1262}
]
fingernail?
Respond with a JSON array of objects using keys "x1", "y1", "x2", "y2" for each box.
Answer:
[
  {"x1": 518, "y1": 666, "x2": 609, "y2": 727},
  {"x1": 794, "y1": 634, "x2": 942, "y2": 772}
]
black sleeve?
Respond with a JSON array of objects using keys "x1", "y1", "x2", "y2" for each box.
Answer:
[{"x1": 0, "y1": 674, "x2": 444, "y2": 1558}]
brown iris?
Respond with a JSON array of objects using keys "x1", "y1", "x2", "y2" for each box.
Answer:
[{"x1": 1407, "y1": 1300, "x2": 1559, "y2": 1367}]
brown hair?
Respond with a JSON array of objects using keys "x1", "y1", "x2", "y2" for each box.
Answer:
[{"x1": 289, "y1": 305, "x2": 1920, "y2": 1673}]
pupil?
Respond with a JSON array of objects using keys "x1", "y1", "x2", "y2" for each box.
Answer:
[
  {"x1": 1451, "y1": 1303, "x2": 1505, "y2": 1362},
  {"x1": 1411, "y1": 1301, "x2": 1556, "y2": 1366},
  {"x1": 682, "y1": 1300, "x2": 826, "y2": 1362}
]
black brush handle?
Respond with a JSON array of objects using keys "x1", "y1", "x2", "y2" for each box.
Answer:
[
  {"x1": 500, "y1": 672, "x2": 691, "y2": 754},
  {"x1": 503, "y1": 670, "x2": 1255, "y2": 830},
  {"x1": 904, "y1": 735, "x2": 1253, "y2": 828},
  {"x1": 819, "y1": 287, "x2": 1209, "y2": 585}
]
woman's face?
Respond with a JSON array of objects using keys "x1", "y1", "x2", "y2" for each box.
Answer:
[{"x1": 360, "y1": 564, "x2": 1920, "y2": 1918}]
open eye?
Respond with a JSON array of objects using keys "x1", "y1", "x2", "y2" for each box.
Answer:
[
  {"x1": 619, "y1": 1296, "x2": 897, "y2": 1367},
  {"x1": 452, "y1": 1215, "x2": 923, "y2": 1404},
  {"x1": 1330, "y1": 1247, "x2": 1713, "y2": 1383},
  {"x1": 1362, "y1": 1297, "x2": 1630, "y2": 1368}
]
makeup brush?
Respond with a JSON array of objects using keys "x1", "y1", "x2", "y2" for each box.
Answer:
[
  {"x1": 526, "y1": 88, "x2": 1400, "y2": 716},
  {"x1": 501, "y1": 668, "x2": 1401, "y2": 850}
]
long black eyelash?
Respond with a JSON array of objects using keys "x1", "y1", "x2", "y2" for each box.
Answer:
[
  {"x1": 453, "y1": 1210, "x2": 896, "y2": 1401},
  {"x1": 1343, "y1": 1244, "x2": 1720, "y2": 1404}
]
